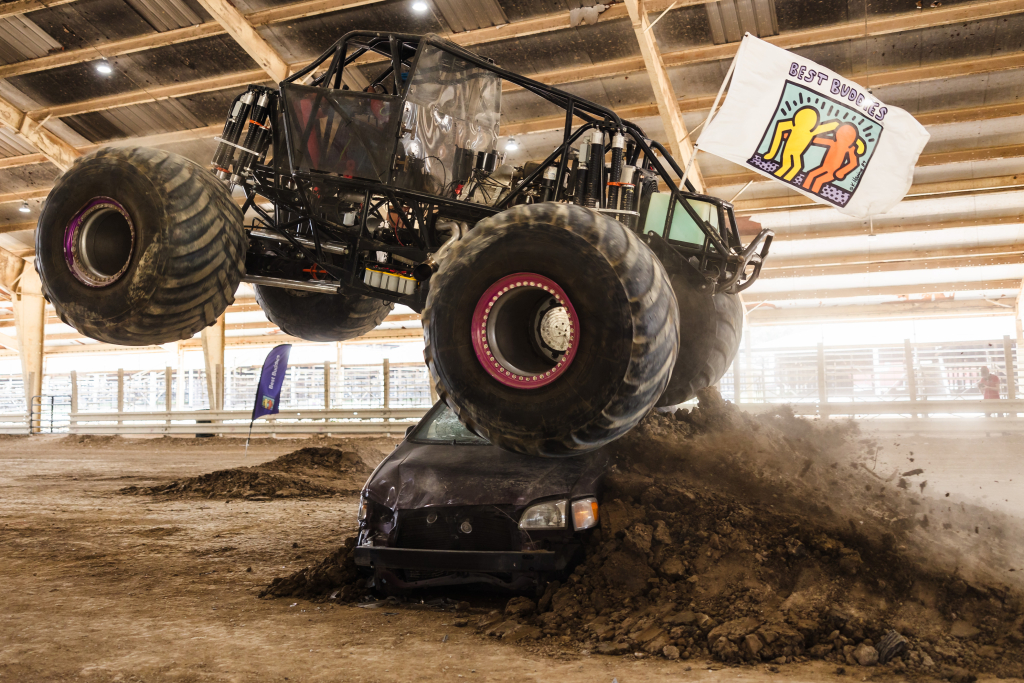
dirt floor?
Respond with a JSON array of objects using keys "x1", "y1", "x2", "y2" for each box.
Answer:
[{"x1": 1, "y1": 426, "x2": 1021, "y2": 682}]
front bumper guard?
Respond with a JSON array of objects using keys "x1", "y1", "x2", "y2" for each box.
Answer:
[{"x1": 354, "y1": 545, "x2": 577, "y2": 573}]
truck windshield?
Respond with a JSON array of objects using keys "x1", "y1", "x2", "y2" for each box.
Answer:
[{"x1": 413, "y1": 404, "x2": 489, "y2": 444}]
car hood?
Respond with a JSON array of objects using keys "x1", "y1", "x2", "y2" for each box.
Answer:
[{"x1": 364, "y1": 441, "x2": 610, "y2": 510}]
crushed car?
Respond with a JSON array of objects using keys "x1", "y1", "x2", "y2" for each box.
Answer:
[{"x1": 353, "y1": 402, "x2": 610, "y2": 592}]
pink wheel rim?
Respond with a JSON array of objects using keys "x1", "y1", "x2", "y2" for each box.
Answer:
[
  {"x1": 63, "y1": 197, "x2": 135, "y2": 288},
  {"x1": 471, "y1": 272, "x2": 579, "y2": 389}
]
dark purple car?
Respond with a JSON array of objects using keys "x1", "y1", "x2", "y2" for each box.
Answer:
[{"x1": 354, "y1": 402, "x2": 610, "y2": 592}]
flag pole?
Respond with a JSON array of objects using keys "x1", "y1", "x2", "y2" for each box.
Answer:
[
  {"x1": 678, "y1": 35, "x2": 742, "y2": 190},
  {"x1": 701, "y1": 35, "x2": 743, "y2": 134},
  {"x1": 244, "y1": 418, "x2": 253, "y2": 458}
]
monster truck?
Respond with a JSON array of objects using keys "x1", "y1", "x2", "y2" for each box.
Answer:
[{"x1": 35, "y1": 31, "x2": 773, "y2": 457}]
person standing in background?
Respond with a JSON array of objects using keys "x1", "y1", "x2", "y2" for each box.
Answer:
[{"x1": 978, "y1": 366, "x2": 1001, "y2": 418}]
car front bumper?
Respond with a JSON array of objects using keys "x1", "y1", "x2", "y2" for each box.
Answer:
[{"x1": 354, "y1": 545, "x2": 578, "y2": 573}]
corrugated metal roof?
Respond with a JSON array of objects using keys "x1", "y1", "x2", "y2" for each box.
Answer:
[
  {"x1": 706, "y1": 0, "x2": 778, "y2": 44},
  {"x1": 124, "y1": 0, "x2": 203, "y2": 32},
  {"x1": 433, "y1": 0, "x2": 508, "y2": 33},
  {"x1": 0, "y1": 127, "x2": 37, "y2": 159},
  {"x1": 98, "y1": 98, "x2": 205, "y2": 138},
  {"x1": 0, "y1": 14, "x2": 62, "y2": 66}
]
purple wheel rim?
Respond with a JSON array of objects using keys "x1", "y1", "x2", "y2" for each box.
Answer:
[
  {"x1": 63, "y1": 197, "x2": 135, "y2": 288},
  {"x1": 471, "y1": 272, "x2": 579, "y2": 389}
]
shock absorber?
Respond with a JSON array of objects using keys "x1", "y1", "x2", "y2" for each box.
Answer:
[
  {"x1": 606, "y1": 131, "x2": 625, "y2": 211},
  {"x1": 230, "y1": 91, "x2": 272, "y2": 186},
  {"x1": 586, "y1": 129, "x2": 604, "y2": 208},
  {"x1": 620, "y1": 165, "x2": 637, "y2": 230},
  {"x1": 540, "y1": 166, "x2": 558, "y2": 203},
  {"x1": 212, "y1": 89, "x2": 255, "y2": 181},
  {"x1": 574, "y1": 141, "x2": 590, "y2": 206}
]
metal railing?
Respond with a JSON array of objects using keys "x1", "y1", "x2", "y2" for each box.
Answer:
[
  {"x1": 28, "y1": 395, "x2": 71, "y2": 434},
  {"x1": 0, "y1": 407, "x2": 428, "y2": 436},
  {"x1": 721, "y1": 336, "x2": 1022, "y2": 409}
]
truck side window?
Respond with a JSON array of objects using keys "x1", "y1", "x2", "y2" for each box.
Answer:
[{"x1": 644, "y1": 194, "x2": 720, "y2": 246}]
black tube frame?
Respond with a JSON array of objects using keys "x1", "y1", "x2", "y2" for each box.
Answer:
[{"x1": 230, "y1": 31, "x2": 772, "y2": 310}]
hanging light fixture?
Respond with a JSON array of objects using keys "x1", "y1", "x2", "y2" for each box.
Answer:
[
  {"x1": 411, "y1": 0, "x2": 428, "y2": 11},
  {"x1": 19, "y1": 201, "x2": 30, "y2": 213},
  {"x1": 96, "y1": 62, "x2": 113, "y2": 75},
  {"x1": 505, "y1": 137, "x2": 519, "y2": 151}
]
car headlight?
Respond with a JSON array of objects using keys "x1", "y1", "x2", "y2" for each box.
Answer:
[
  {"x1": 357, "y1": 496, "x2": 369, "y2": 523},
  {"x1": 519, "y1": 499, "x2": 567, "y2": 529},
  {"x1": 572, "y1": 497, "x2": 599, "y2": 530}
]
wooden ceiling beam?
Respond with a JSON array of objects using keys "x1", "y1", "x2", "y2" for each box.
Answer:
[
  {"x1": 747, "y1": 299, "x2": 1015, "y2": 325},
  {"x1": 709, "y1": 143, "x2": 1024, "y2": 189},
  {"x1": 765, "y1": 213, "x2": 1024, "y2": 242},
  {"x1": 19, "y1": 2, "x2": 1024, "y2": 123},
  {"x1": 760, "y1": 244, "x2": 1024, "y2": 279},
  {"x1": 0, "y1": 0, "x2": 76, "y2": 19},
  {"x1": 661, "y1": 0, "x2": 1024, "y2": 71},
  {"x1": 502, "y1": 22, "x2": 1024, "y2": 92},
  {"x1": 194, "y1": 0, "x2": 292, "y2": 82},
  {"x1": 0, "y1": 24, "x2": 222, "y2": 80},
  {"x1": 743, "y1": 279, "x2": 1023, "y2": 303},
  {"x1": 735, "y1": 173, "x2": 1024, "y2": 213},
  {"x1": 27, "y1": 69, "x2": 270, "y2": 120},
  {"x1": 0, "y1": 94, "x2": 80, "y2": 170},
  {"x1": 6, "y1": 92, "x2": 1020, "y2": 175},
  {"x1": 623, "y1": 0, "x2": 703, "y2": 191}
]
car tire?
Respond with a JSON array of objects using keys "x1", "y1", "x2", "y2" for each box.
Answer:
[
  {"x1": 35, "y1": 146, "x2": 245, "y2": 345},
  {"x1": 254, "y1": 285, "x2": 394, "y2": 342},
  {"x1": 422, "y1": 203, "x2": 679, "y2": 457}
]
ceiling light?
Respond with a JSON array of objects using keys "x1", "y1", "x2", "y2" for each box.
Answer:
[
  {"x1": 19, "y1": 201, "x2": 30, "y2": 213},
  {"x1": 96, "y1": 62, "x2": 113, "y2": 75},
  {"x1": 411, "y1": 1, "x2": 428, "y2": 11},
  {"x1": 505, "y1": 137, "x2": 518, "y2": 151}
]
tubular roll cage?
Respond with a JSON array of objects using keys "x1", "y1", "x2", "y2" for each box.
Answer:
[{"x1": 233, "y1": 31, "x2": 773, "y2": 310}]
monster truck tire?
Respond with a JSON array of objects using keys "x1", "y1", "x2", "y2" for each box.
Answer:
[
  {"x1": 422, "y1": 203, "x2": 679, "y2": 457},
  {"x1": 655, "y1": 286, "x2": 743, "y2": 407},
  {"x1": 35, "y1": 146, "x2": 244, "y2": 346},
  {"x1": 253, "y1": 285, "x2": 393, "y2": 342}
]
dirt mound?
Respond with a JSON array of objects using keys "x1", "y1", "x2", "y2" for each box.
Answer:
[
  {"x1": 58, "y1": 434, "x2": 124, "y2": 448},
  {"x1": 263, "y1": 390, "x2": 1024, "y2": 677},
  {"x1": 259, "y1": 537, "x2": 363, "y2": 600},
  {"x1": 120, "y1": 447, "x2": 370, "y2": 499}
]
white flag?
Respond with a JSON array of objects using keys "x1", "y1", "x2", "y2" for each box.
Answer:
[{"x1": 698, "y1": 35, "x2": 929, "y2": 218}]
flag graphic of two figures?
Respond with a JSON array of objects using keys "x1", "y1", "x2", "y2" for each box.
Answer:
[{"x1": 699, "y1": 35, "x2": 929, "y2": 218}]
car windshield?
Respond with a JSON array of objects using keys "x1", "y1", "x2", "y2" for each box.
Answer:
[{"x1": 413, "y1": 405, "x2": 489, "y2": 445}]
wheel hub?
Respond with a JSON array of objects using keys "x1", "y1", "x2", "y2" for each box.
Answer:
[
  {"x1": 538, "y1": 306, "x2": 571, "y2": 352},
  {"x1": 64, "y1": 197, "x2": 135, "y2": 288},
  {"x1": 471, "y1": 272, "x2": 579, "y2": 389}
]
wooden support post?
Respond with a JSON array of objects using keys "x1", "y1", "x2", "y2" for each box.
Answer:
[
  {"x1": 117, "y1": 368, "x2": 124, "y2": 425},
  {"x1": 165, "y1": 367, "x2": 173, "y2": 411},
  {"x1": 201, "y1": 314, "x2": 226, "y2": 411},
  {"x1": 175, "y1": 344, "x2": 185, "y2": 410},
  {"x1": 623, "y1": 0, "x2": 704, "y2": 191},
  {"x1": 382, "y1": 359, "x2": 390, "y2": 410},
  {"x1": 816, "y1": 342, "x2": 827, "y2": 416},
  {"x1": 323, "y1": 361, "x2": 331, "y2": 409},
  {"x1": 1004, "y1": 335, "x2": 1015, "y2": 400},
  {"x1": 165, "y1": 366, "x2": 173, "y2": 430},
  {"x1": 70, "y1": 370, "x2": 78, "y2": 414},
  {"x1": 11, "y1": 262, "x2": 44, "y2": 423},
  {"x1": 904, "y1": 339, "x2": 918, "y2": 418}
]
